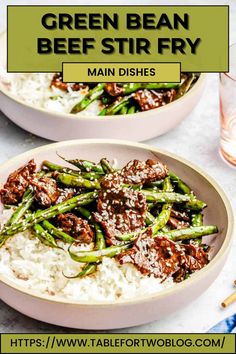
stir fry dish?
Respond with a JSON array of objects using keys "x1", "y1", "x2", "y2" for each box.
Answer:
[
  {"x1": 50, "y1": 73, "x2": 199, "y2": 115},
  {"x1": 0, "y1": 155, "x2": 218, "y2": 283}
]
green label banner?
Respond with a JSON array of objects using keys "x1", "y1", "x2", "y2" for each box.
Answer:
[
  {"x1": 7, "y1": 5, "x2": 229, "y2": 72},
  {"x1": 0, "y1": 334, "x2": 235, "y2": 353}
]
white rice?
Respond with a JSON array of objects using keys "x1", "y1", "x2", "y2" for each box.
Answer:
[
  {"x1": 0, "y1": 70, "x2": 101, "y2": 115},
  {"x1": 0, "y1": 208, "x2": 173, "y2": 302}
]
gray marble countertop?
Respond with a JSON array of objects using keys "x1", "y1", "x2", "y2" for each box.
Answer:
[{"x1": 0, "y1": 0, "x2": 236, "y2": 334}]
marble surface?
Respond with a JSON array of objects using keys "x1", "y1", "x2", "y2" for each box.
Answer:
[{"x1": 0, "y1": 0, "x2": 236, "y2": 334}]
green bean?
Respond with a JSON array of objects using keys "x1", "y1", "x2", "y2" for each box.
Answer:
[
  {"x1": 128, "y1": 106, "x2": 136, "y2": 114},
  {"x1": 2, "y1": 192, "x2": 97, "y2": 236},
  {"x1": 98, "y1": 109, "x2": 106, "y2": 117},
  {"x1": 145, "y1": 177, "x2": 173, "y2": 229},
  {"x1": 115, "y1": 228, "x2": 147, "y2": 242},
  {"x1": 151, "y1": 205, "x2": 172, "y2": 235},
  {"x1": 176, "y1": 74, "x2": 196, "y2": 99},
  {"x1": 49, "y1": 95, "x2": 62, "y2": 101},
  {"x1": 0, "y1": 238, "x2": 5, "y2": 247},
  {"x1": 146, "y1": 211, "x2": 156, "y2": 225},
  {"x1": 117, "y1": 205, "x2": 172, "y2": 242},
  {"x1": 43, "y1": 161, "x2": 102, "y2": 180},
  {"x1": 154, "y1": 176, "x2": 173, "y2": 233},
  {"x1": 100, "y1": 158, "x2": 115, "y2": 173},
  {"x1": 117, "y1": 175, "x2": 183, "y2": 243},
  {"x1": 99, "y1": 95, "x2": 132, "y2": 116},
  {"x1": 95, "y1": 224, "x2": 106, "y2": 250},
  {"x1": 77, "y1": 206, "x2": 93, "y2": 221},
  {"x1": 142, "y1": 190, "x2": 191, "y2": 203},
  {"x1": 163, "y1": 176, "x2": 174, "y2": 193},
  {"x1": 32, "y1": 224, "x2": 59, "y2": 248},
  {"x1": 3, "y1": 205, "x2": 14, "y2": 210},
  {"x1": 159, "y1": 225, "x2": 218, "y2": 241},
  {"x1": 160, "y1": 225, "x2": 171, "y2": 233},
  {"x1": 3, "y1": 170, "x2": 45, "y2": 229},
  {"x1": 57, "y1": 156, "x2": 104, "y2": 174},
  {"x1": 43, "y1": 160, "x2": 79, "y2": 175},
  {"x1": 191, "y1": 213, "x2": 204, "y2": 245},
  {"x1": 77, "y1": 207, "x2": 106, "y2": 250},
  {"x1": 146, "y1": 180, "x2": 164, "y2": 188},
  {"x1": 142, "y1": 190, "x2": 206, "y2": 211},
  {"x1": 101, "y1": 93, "x2": 113, "y2": 106},
  {"x1": 121, "y1": 82, "x2": 180, "y2": 94},
  {"x1": 80, "y1": 172, "x2": 104, "y2": 181},
  {"x1": 69, "y1": 244, "x2": 130, "y2": 263},
  {"x1": 144, "y1": 187, "x2": 160, "y2": 193},
  {"x1": 0, "y1": 188, "x2": 35, "y2": 247},
  {"x1": 169, "y1": 172, "x2": 192, "y2": 194},
  {"x1": 75, "y1": 160, "x2": 103, "y2": 173},
  {"x1": 63, "y1": 263, "x2": 97, "y2": 279},
  {"x1": 5, "y1": 187, "x2": 34, "y2": 227},
  {"x1": 56, "y1": 173, "x2": 101, "y2": 190},
  {"x1": 147, "y1": 203, "x2": 155, "y2": 210},
  {"x1": 41, "y1": 220, "x2": 75, "y2": 244},
  {"x1": 192, "y1": 213, "x2": 203, "y2": 227},
  {"x1": 71, "y1": 83, "x2": 105, "y2": 113},
  {"x1": 120, "y1": 106, "x2": 128, "y2": 115},
  {"x1": 184, "y1": 197, "x2": 207, "y2": 211}
]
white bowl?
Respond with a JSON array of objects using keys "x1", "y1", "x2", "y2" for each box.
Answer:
[
  {"x1": 0, "y1": 32, "x2": 206, "y2": 142},
  {"x1": 0, "y1": 139, "x2": 233, "y2": 329}
]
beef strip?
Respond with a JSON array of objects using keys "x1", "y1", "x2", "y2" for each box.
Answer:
[
  {"x1": 170, "y1": 209, "x2": 190, "y2": 222},
  {"x1": 104, "y1": 83, "x2": 124, "y2": 97},
  {"x1": 117, "y1": 233, "x2": 182, "y2": 280},
  {"x1": 101, "y1": 159, "x2": 168, "y2": 189},
  {"x1": 50, "y1": 73, "x2": 87, "y2": 92},
  {"x1": 121, "y1": 159, "x2": 168, "y2": 184},
  {"x1": 57, "y1": 213, "x2": 94, "y2": 244},
  {"x1": 173, "y1": 243, "x2": 209, "y2": 282},
  {"x1": 117, "y1": 234, "x2": 209, "y2": 282},
  {"x1": 93, "y1": 187, "x2": 147, "y2": 246},
  {"x1": 167, "y1": 217, "x2": 190, "y2": 230},
  {"x1": 55, "y1": 188, "x2": 76, "y2": 204},
  {"x1": 0, "y1": 159, "x2": 36, "y2": 205},
  {"x1": 30, "y1": 176, "x2": 60, "y2": 208},
  {"x1": 134, "y1": 89, "x2": 176, "y2": 111}
]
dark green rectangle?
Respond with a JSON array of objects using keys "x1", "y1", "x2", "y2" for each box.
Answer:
[
  {"x1": 7, "y1": 5, "x2": 229, "y2": 72},
  {"x1": 1, "y1": 333, "x2": 235, "y2": 353}
]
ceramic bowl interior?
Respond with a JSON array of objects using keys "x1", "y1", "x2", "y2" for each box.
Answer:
[{"x1": 0, "y1": 139, "x2": 232, "y2": 306}]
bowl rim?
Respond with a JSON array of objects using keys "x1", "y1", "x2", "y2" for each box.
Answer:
[
  {"x1": 0, "y1": 31, "x2": 206, "y2": 122},
  {"x1": 0, "y1": 139, "x2": 233, "y2": 307}
]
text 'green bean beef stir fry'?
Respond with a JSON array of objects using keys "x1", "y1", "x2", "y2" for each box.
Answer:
[
  {"x1": 50, "y1": 73, "x2": 199, "y2": 115},
  {"x1": 0, "y1": 155, "x2": 218, "y2": 282}
]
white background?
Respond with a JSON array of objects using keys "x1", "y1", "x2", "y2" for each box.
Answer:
[{"x1": 0, "y1": 0, "x2": 236, "y2": 333}]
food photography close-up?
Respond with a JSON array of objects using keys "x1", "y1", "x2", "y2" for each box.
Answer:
[{"x1": 0, "y1": 0, "x2": 236, "y2": 346}]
